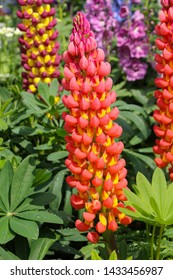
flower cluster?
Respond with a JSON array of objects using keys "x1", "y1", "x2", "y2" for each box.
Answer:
[
  {"x1": 84, "y1": 0, "x2": 118, "y2": 56},
  {"x1": 116, "y1": 5, "x2": 149, "y2": 81},
  {"x1": 62, "y1": 12, "x2": 132, "y2": 243},
  {"x1": 17, "y1": 0, "x2": 60, "y2": 93},
  {"x1": 153, "y1": 0, "x2": 173, "y2": 180}
]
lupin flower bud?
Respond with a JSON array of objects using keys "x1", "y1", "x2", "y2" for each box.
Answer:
[
  {"x1": 153, "y1": 1, "x2": 173, "y2": 180},
  {"x1": 17, "y1": 0, "x2": 60, "y2": 93},
  {"x1": 62, "y1": 12, "x2": 132, "y2": 243}
]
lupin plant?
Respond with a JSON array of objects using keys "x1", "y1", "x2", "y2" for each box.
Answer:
[
  {"x1": 17, "y1": 0, "x2": 60, "y2": 93},
  {"x1": 62, "y1": 12, "x2": 132, "y2": 248},
  {"x1": 153, "y1": 0, "x2": 173, "y2": 180}
]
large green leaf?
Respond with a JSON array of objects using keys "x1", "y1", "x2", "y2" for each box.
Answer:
[
  {"x1": 10, "y1": 156, "x2": 35, "y2": 211},
  {"x1": 16, "y1": 210, "x2": 63, "y2": 224},
  {"x1": 9, "y1": 216, "x2": 39, "y2": 240},
  {"x1": 0, "y1": 161, "x2": 14, "y2": 211},
  {"x1": 0, "y1": 216, "x2": 15, "y2": 244}
]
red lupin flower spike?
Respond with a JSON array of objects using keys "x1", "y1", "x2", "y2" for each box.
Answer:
[
  {"x1": 153, "y1": 0, "x2": 173, "y2": 180},
  {"x1": 17, "y1": 0, "x2": 60, "y2": 93},
  {"x1": 62, "y1": 12, "x2": 132, "y2": 244}
]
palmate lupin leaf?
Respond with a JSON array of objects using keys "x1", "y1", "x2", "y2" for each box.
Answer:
[
  {"x1": 118, "y1": 168, "x2": 173, "y2": 226},
  {"x1": 0, "y1": 156, "x2": 63, "y2": 244}
]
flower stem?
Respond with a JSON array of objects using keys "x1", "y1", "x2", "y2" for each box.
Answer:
[
  {"x1": 155, "y1": 225, "x2": 164, "y2": 260},
  {"x1": 150, "y1": 225, "x2": 156, "y2": 260},
  {"x1": 103, "y1": 230, "x2": 118, "y2": 258}
]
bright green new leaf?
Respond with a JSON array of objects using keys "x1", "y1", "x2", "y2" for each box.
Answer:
[
  {"x1": 121, "y1": 168, "x2": 173, "y2": 227},
  {"x1": 151, "y1": 168, "x2": 167, "y2": 215},
  {"x1": 91, "y1": 249, "x2": 102, "y2": 260},
  {"x1": 109, "y1": 250, "x2": 118, "y2": 260}
]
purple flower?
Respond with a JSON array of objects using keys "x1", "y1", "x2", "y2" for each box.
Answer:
[
  {"x1": 117, "y1": 9, "x2": 149, "y2": 81},
  {"x1": 84, "y1": 0, "x2": 118, "y2": 55},
  {"x1": 130, "y1": 42, "x2": 149, "y2": 59},
  {"x1": 117, "y1": 27, "x2": 129, "y2": 47},
  {"x1": 125, "y1": 60, "x2": 148, "y2": 81},
  {"x1": 120, "y1": 5, "x2": 130, "y2": 18},
  {"x1": 129, "y1": 22, "x2": 146, "y2": 39}
]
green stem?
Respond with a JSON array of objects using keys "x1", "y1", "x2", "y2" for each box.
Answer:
[
  {"x1": 150, "y1": 225, "x2": 156, "y2": 260},
  {"x1": 103, "y1": 230, "x2": 118, "y2": 258},
  {"x1": 145, "y1": 0, "x2": 149, "y2": 9},
  {"x1": 155, "y1": 225, "x2": 164, "y2": 260}
]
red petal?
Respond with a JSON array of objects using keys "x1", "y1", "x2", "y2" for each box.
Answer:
[{"x1": 87, "y1": 231, "x2": 99, "y2": 243}]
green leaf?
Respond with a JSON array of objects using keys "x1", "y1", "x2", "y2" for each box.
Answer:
[
  {"x1": 0, "y1": 216, "x2": 15, "y2": 244},
  {"x1": 120, "y1": 111, "x2": 148, "y2": 139},
  {"x1": 164, "y1": 183, "x2": 173, "y2": 217},
  {"x1": 29, "y1": 228, "x2": 60, "y2": 260},
  {"x1": 21, "y1": 91, "x2": 48, "y2": 113},
  {"x1": 38, "y1": 82, "x2": 50, "y2": 106},
  {"x1": 49, "y1": 79, "x2": 59, "y2": 97},
  {"x1": 57, "y1": 228, "x2": 80, "y2": 236},
  {"x1": 91, "y1": 249, "x2": 102, "y2": 260},
  {"x1": 47, "y1": 151, "x2": 68, "y2": 162},
  {"x1": 16, "y1": 210, "x2": 63, "y2": 224},
  {"x1": 63, "y1": 186, "x2": 72, "y2": 217},
  {"x1": 0, "y1": 161, "x2": 14, "y2": 211},
  {"x1": 135, "y1": 172, "x2": 154, "y2": 213},
  {"x1": 10, "y1": 156, "x2": 35, "y2": 211},
  {"x1": 49, "y1": 170, "x2": 67, "y2": 210},
  {"x1": 63, "y1": 235, "x2": 87, "y2": 242},
  {"x1": 32, "y1": 169, "x2": 52, "y2": 188},
  {"x1": 151, "y1": 168, "x2": 167, "y2": 215},
  {"x1": 9, "y1": 216, "x2": 39, "y2": 240},
  {"x1": 109, "y1": 250, "x2": 118, "y2": 260},
  {"x1": 0, "y1": 246, "x2": 20, "y2": 260},
  {"x1": 0, "y1": 119, "x2": 8, "y2": 131},
  {"x1": 30, "y1": 192, "x2": 56, "y2": 206},
  {"x1": 123, "y1": 189, "x2": 155, "y2": 217}
]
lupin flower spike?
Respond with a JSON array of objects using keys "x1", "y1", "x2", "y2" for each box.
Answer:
[
  {"x1": 62, "y1": 12, "x2": 132, "y2": 243},
  {"x1": 17, "y1": 0, "x2": 60, "y2": 93},
  {"x1": 153, "y1": 0, "x2": 173, "y2": 180}
]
